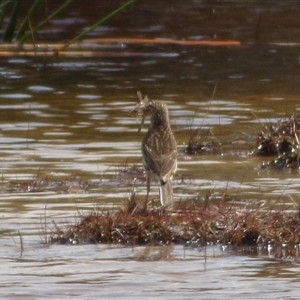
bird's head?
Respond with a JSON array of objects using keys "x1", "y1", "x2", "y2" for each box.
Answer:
[{"x1": 131, "y1": 91, "x2": 169, "y2": 132}]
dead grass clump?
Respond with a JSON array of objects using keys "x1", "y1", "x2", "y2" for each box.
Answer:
[
  {"x1": 252, "y1": 113, "x2": 300, "y2": 169},
  {"x1": 258, "y1": 212, "x2": 300, "y2": 245},
  {"x1": 174, "y1": 199, "x2": 262, "y2": 246},
  {"x1": 48, "y1": 197, "x2": 300, "y2": 259},
  {"x1": 185, "y1": 129, "x2": 222, "y2": 155},
  {"x1": 50, "y1": 209, "x2": 175, "y2": 245}
]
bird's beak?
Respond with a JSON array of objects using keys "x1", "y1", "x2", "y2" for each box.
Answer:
[
  {"x1": 130, "y1": 91, "x2": 149, "y2": 132},
  {"x1": 129, "y1": 101, "x2": 142, "y2": 115},
  {"x1": 138, "y1": 113, "x2": 146, "y2": 133}
]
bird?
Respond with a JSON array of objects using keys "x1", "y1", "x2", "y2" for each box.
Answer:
[{"x1": 133, "y1": 92, "x2": 177, "y2": 208}]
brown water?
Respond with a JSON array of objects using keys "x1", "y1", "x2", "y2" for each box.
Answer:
[{"x1": 1, "y1": 1, "x2": 300, "y2": 299}]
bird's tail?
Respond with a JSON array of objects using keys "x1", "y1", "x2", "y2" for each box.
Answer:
[{"x1": 159, "y1": 180, "x2": 174, "y2": 207}]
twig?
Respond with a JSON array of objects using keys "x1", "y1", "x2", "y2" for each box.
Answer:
[{"x1": 18, "y1": 230, "x2": 24, "y2": 257}]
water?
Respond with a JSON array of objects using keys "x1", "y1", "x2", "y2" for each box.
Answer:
[
  {"x1": 1, "y1": 244, "x2": 300, "y2": 299},
  {"x1": 1, "y1": 1, "x2": 300, "y2": 299}
]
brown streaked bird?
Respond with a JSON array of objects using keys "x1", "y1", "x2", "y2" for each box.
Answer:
[{"x1": 132, "y1": 91, "x2": 177, "y2": 208}]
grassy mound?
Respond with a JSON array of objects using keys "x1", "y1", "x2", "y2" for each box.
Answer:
[{"x1": 49, "y1": 196, "x2": 300, "y2": 259}]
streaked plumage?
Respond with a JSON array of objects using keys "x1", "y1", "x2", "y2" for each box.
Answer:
[{"x1": 135, "y1": 93, "x2": 177, "y2": 207}]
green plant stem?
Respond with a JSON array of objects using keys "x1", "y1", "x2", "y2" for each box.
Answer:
[
  {"x1": 0, "y1": 0, "x2": 13, "y2": 30},
  {"x1": 54, "y1": 0, "x2": 138, "y2": 54},
  {"x1": 15, "y1": 0, "x2": 45, "y2": 41},
  {"x1": 2, "y1": 0, "x2": 21, "y2": 42},
  {"x1": 0, "y1": 0, "x2": 13, "y2": 10},
  {"x1": 17, "y1": 0, "x2": 74, "y2": 44}
]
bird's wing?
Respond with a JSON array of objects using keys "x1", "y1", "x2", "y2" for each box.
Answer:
[
  {"x1": 160, "y1": 149, "x2": 177, "y2": 183},
  {"x1": 143, "y1": 140, "x2": 177, "y2": 183}
]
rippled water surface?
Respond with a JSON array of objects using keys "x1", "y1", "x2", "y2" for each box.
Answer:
[{"x1": 1, "y1": 1, "x2": 300, "y2": 299}]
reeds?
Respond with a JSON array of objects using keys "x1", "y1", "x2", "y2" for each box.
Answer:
[
  {"x1": 1, "y1": 0, "x2": 74, "y2": 43},
  {"x1": 0, "y1": 0, "x2": 138, "y2": 49}
]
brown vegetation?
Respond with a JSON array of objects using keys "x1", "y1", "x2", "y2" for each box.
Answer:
[
  {"x1": 49, "y1": 194, "x2": 300, "y2": 259},
  {"x1": 252, "y1": 113, "x2": 300, "y2": 169},
  {"x1": 185, "y1": 128, "x2": 223, "y2": 155}
]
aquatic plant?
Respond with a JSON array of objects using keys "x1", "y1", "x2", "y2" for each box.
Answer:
[
  {"x1": 0, "y1": 0, "x2": 138, "y2": 49},
  {"x1": 185, "y1": 128, "x2": 223, "y2": 155},
  {"x1": 1, "y1": 0, "x2": 73, "y2": 42},
  {"x1": 251, "y1": 113, "x2": 300, "y2": 169}
]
